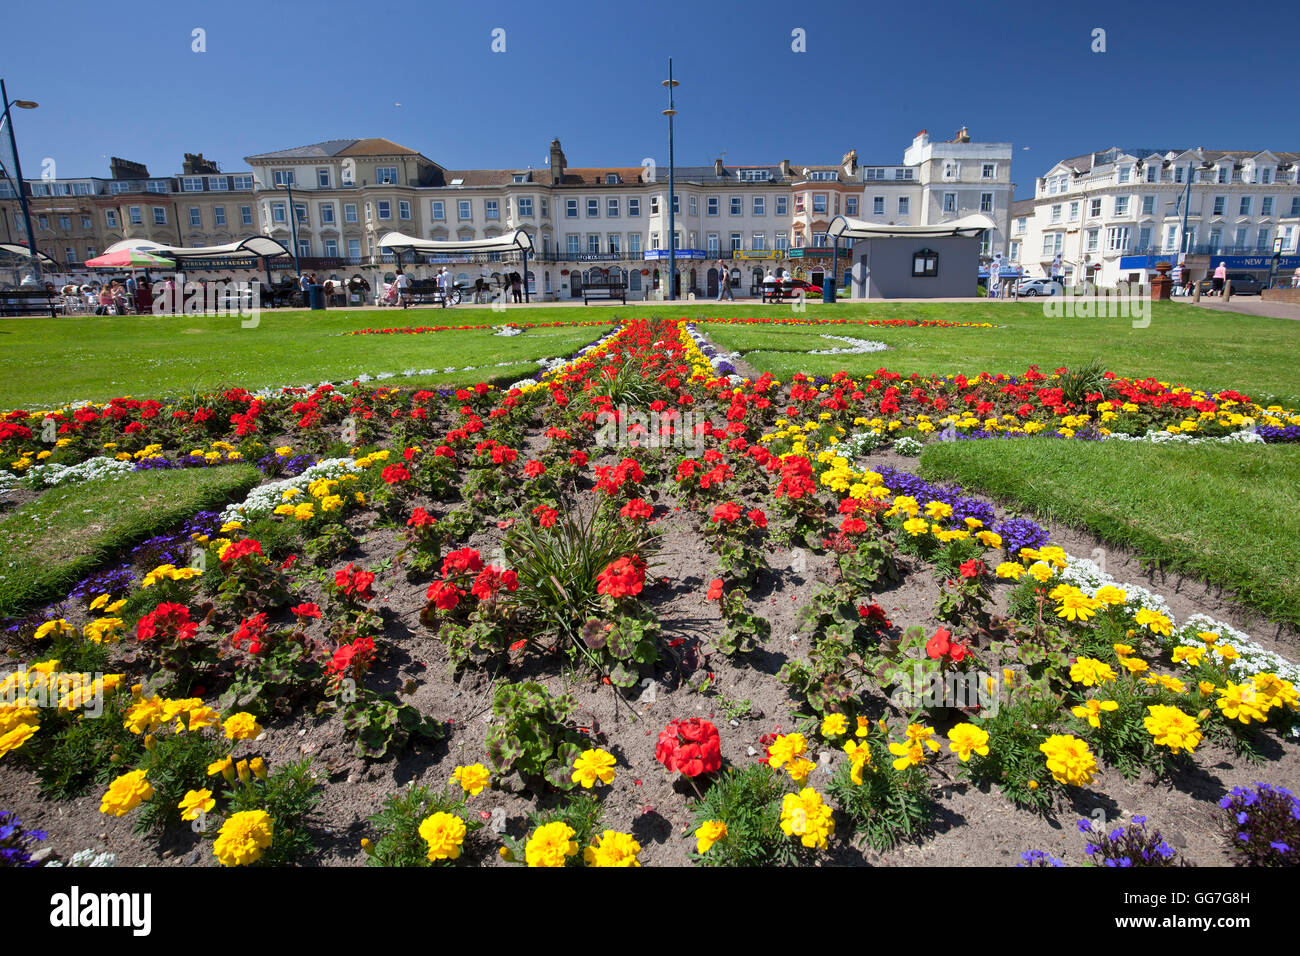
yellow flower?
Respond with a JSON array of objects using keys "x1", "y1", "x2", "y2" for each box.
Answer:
[
  {"x1": 1143, "y1": 705, "x2": 1202, "y2": 753},
  {"x1": 854, "y1": 716, "x2": 871, "y2": 738},
  {"x1": 0, "y1": 722, "x2": 39, "y2": 757},
  {"x1": 1216, "y1": 682, "x2": 1268, "y2": 724},
  {"x1": 694, "y1": 819, "x2": 728, "y2": 854},
  {"x1": 924, "y1": 500, "x2": 953, "y2": 520},
  {"x1": 33, "y1": 619, "x2": 76, "y2": 641},
  {"x1": 1070, "y1": 658, "x2": 1117, "y2": 687},
  {"x1": 1112, "y1": 643, "x2": 1135, "y2": 658},
  {"x1": 213, "y1": 810, "x2": 274, "y2": 866},
  {"x1": 1119, "y1": 656, "x2": 1150, "y2": 675},
  {"x1": 100, "y1": 769, "x2": 153, "y2": 816},
  {"x1": 1134, "y1": 608, "x2": 1172, "y2": 637},
  {"x1": 570, "y1": 749, "x2": 617, "y2": 789},
  {"x1": 249, "y1": 756, "x2": 268, "y2": 780},
  {"x1": 1039, "y1": 734, "x2": 1097, "y2": 787},
  {"x1": 1026, "y1": 561, "x2": 1055, "y2": 583},
  {"x1": 820, "y1": 713, "x2": 849, "y2": 738},
  {"x1": 1252, "y1": 673, "x2": 1298, "y2": 714},
  {"x1": 842, "y1": 739, "x2": 872, "y2": 783},
  {"x1": 946, "y1": 723, "x2": 990, "y2": 762},
  {"x1": 452, "y1": 763, "x2": 492, "y2": 796},
  {"x1": 1093, "y1": 585, "x2": 1128, "y2": 605},
  {"x1": 995, "y1": 562, "x2": 1026, "y2": 580},
  {"x1": 1055, "y1": 589, "x2": 1099, "y2": 622},
  {"x1": 1071, "y1": 699, "x2": 1119, "y2": 729},
  {"x1": 178, "y1": 788, "x2": 215, "y2": 822},
  {"x1": 223, "y1": 712, "x2": 262, "y2": 740},
  {"x1": 1171, "y1": 646, "x2": 1207, "y2": 668},
  {"x1": 766, "y1": 732, "x2": 808, "y2": 774},
  {"x1": 779, "y1": 788, "x2": 835, "y2": 850},
  {"x1": 583, "y1": 830, "x2": 642, "y2": 867},
  {"x1": 187, "y1": 705, "x2": 221, "y2": 731},
  {"x1": 902, "y1": 517, "x2": 931, "y2": 536},
  {"x1": 524, "y1": 821, "x2": 578, "y2": 867},
  {"x1": 418, "y1": 811, "x2": 467, "y2": 862}
]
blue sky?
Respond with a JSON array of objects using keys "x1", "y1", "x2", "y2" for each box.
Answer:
[{"x1": 4, "y1": 0, "x2": 1297, "y2": 198}]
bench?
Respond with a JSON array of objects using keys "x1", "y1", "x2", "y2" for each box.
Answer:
[
  {"x1": 761, "y1": 283, "x2": 802, "y2": 304},
  {"x1": 583, "y1": 281, "x2": 626, "y2": 304},
  {"x1": 0, "y1": 288, "x2": 58, "y2": 318}
]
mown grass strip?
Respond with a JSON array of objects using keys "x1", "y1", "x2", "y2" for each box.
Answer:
[
  {"x1": 918, "y1": 438, "x2": 1300, "y2": 628},
  {"x1": 0, "y1": 464, "x2": 260, "y2": 617}
]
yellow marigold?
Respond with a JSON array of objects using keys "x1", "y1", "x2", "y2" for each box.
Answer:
[
  {"x1": 854, "y1": 716, "x2": 871, "y2": 738},
  {"x1": 524, "y1": 821, "x2": 578, "y2": 868},
  {"x1": 766, "y1": 732, "x2": 809, "y2": 773},
  {"x1": 0, "y1": 722, "x2": 39, "y2": 758},
  {"x1": 1039, "y1": 734, "x2": 1097, "y2": 787},
  {"x1": 1142, "y1": 674, "x2": 1187, "y2": 694},
  {"x1": 902, "y1": 517, "x2": 930, "y2": 536},
  {"x1": 976, "y1": 530, "x2": 1003, "y2": 548},
  {"x1": 1072, "y1": 699, "x2": 1119, "y2": 729},
  {"x1": 924, "y1": 501, "x2": 953, "y2": 520},
  {"x1": 1171, "y1": 646, "x2": 1207, "y2": 668},
  {"x1": 1056, "y1": 590, "x2": 1100, "y2": 622},
  {"x1": 178, "y1": 788, "x2": 215, "y2": 822},
  {"x1": 33, "y1": 619, "x2": 76, "y2": 641},
  {"x1": 187, "y1": 706, "x2": 221, "y2": 731},
  {"x1": 1113, "y1": 643, "x2": 1135, "y2": 658},
  {"x1": 1027, "y1": 561, "x2": 1055, "y2": 583},
  {"x1": 223, "y1": 712, "x2": 262, "y2": 740},
  {"x1": 1134, "y1": 608, "x2": 1173, "y2": 637},
  {"x1": 419, "y1": 811, "x2": 467, "y2": 862},
  {"x1": 842, "y1": 739, "x2": 872, "y2": 784},
  {"x1": 1093, "y1": 585, "x2": 1128, "y2": 605},
  {"x1": 996, "y1": 561, "x2": 1026, "y2": 580},
  {"x1": 1143, "y1": 705, "x2": 1202, "y2": 753},
  {"x1": 820, "y1": 713, "x2": 849, "y2": 738},
  {"x1": 946, "y1": 723, "x2": 990, "y2": 762},
  {"x1": 100, "y1": 769, "x2": 153, "y2": 816},
  {"x1": 571, "y1": 749, "x2": 617, "y2": 789},
  {"x1": 779, "y1": 788, "x2": 835, "y2": 850},
  {"x1": 1252, "y1": 673, "x2": 1298, "y2": 713},
  {"x1": 1070, "y1": 657, "x2": 1117, "y2": 687},
  {"x1": 1119, "y1": 656, "x2": 1150, "y2": 676},
  {"x1": 583, "y1": 830, "x2": 642, "y2": 867},
  {"x1": 213, "y1": 810, "x2": 274, "y2": 866},
  {"x1": 123, "y1": 696, "x2": 165, "y2": 734},
  {"x1": 452, "y1": 763, "x2": 492, "y2": 796},
  {"x1": 694, "y1": 819, "x2": 728, "y2": 854},
  {"x1": 1216, "y1": 682, "x2": 1268, "y2": 724}
]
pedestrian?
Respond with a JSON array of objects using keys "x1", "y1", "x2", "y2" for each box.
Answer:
[
  {"x1": 510, "y1": 270, "x2": 523, "y2": 303},
  {"x1": 394, "y1": 268, "x2": 411, "y2": 309},
  {"x1": 717, "y1": 262, "x2": 734, "y2": 301},
  {"x1": 1212, "y1": 260, "x2": 1227, "y2": 296},
  {"x1": 475, "y1": 271, "x2": 488, "y2": 304},
  {"x1": 437, "y1": 267, "x2": 451, "y2": 308},
  {"x1": 1050, "y1": 253, "x2": 1064, "y2": 291},
  {"x1": 124, "y1": 273, "x2": 137, "y2": 313},
  {"x1": 1170, "y1": 260, "x2": 1183, "y2": 295}
]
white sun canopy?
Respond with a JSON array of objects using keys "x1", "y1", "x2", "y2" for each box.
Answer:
[
  {"x1": 0, "y1": 243, "x2": 59, "y2": 267},
  {"x1": 377, "y1": 230, "x2": 534, "y2": 258},
  {"x1": 827, "y1": 213, "x2": 998, "y2": 241},
  {"x1": 101, "y1": 236, "x2": 292, "y2": 261}
]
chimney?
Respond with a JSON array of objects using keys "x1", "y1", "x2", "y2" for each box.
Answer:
[
  {"x1": 110, "y1": 157, "x2": 150, "y2": 180},
  {"x1": 779, "y1": 159, "x2": 792, "y2": 178},
  {"x1": 183, "y1": 152, "x2": 221, "y2": 175},
  {"x1": 955, "y1": 126, "x2": 970, "y2": 143},
  {"x1": 841, "y1": 148, "x2": 858, "y2": 176},
  {"x1": 549, "y1": 139, "x2": 566, "y2": 183},
  {"x1": 714, "y1": 157, "x2": 725, "y2": 177}
]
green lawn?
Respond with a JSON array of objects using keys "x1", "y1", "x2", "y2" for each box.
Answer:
[
  {"x1": 918, "y1": 439, "x2": 1300, "y2": 628},
  {"x1": 697, "y1": 302, "x2": 1300, "y2": 408},
  {"x1": 0, "y1": 464, "x2": 260, "y2": 617},
  {"x1": 0, "y1": 310, "x2": 613, "y2": 408}
]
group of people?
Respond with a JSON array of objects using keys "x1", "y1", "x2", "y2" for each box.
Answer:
[
  {"x1": 384, "y1": 268, "x2": 524, "y2": 308},
  {"x1": 58, "y1": 275, "x2": 156, "y2": 314}
]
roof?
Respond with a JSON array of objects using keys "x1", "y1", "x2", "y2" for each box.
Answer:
[
  {"x1": 245, "y1": 138, "x2": 424, "y2": 161},
  {"x1": 1011, "y1": 199, "x2": 1036, "y2": 217},
  {"x1": 102, "y1": 236, "x2": 292, "y2": 261},
  {"x1": 377, "y1": 230, "x2": 533, "y2": 256},
  {"x1": 828, "y1": 213, "x2": 997, "y2": 241}
]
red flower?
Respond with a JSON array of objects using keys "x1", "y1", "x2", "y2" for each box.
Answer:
[
  {"x1": 381, "y1": 463, "x2": 411, "y2": 484},
  {"x1": 407, "y1": 507, "x2": 437, "y2": 528},
  {"x1": 291, "y1": 602, "x2": 322, "y2": 619},
  {"x1": 925, "y1": 627, "x2": 952, "y2": 660},
  {"x1": 334, "y1": 564, "x2": 376, "y2": 601},
  {"x1": 569, "y1": 450, "x2": 589, "y2": 467},
  {"x1": 326, "y1": 637, "x2": 376, "y2": 679},
  {"x1": 441, "y1": 548, "x2": 484, "y2": 577},
  {"x1": 220, "y1": 538, "x2": 263, "y2": 564},
  {"x1": 135, "y1": 603, "x2": 197, "y2": 643},
  {"x1": 433, "y1": 445, "x2": 455, "y2": 459},
  {"x1": 531, "y1": 504, "x2": 559, "y2": 527},
  {"x1": 747, "y1": 509, "x2": 768, "y2": 527},
  {"x1": 523, "y1": 460, "x2": 546, "y2": 478},
  {"x1": 706, "y1": 579, "x2": 724, "y2": 600},
  {"x1": 426, "y1": 580, "x2": 463, "y2": 611},
  {"x1": 619, "y1": 498, "x2": 654, "y2": 521},
  {"x1": 655, "y1": 718, "x2": 722, "y2": 777},
  {"x1": 841, "y1": 517, "x2": 868, "y2": 536},
  {"x1": 711, "y1": 502, "x2": 743, "y2": 523},
  {"x1": 596, "y1": 556, "x2": 645, "y2": 598},
  {"x1": 959, "y1": 559, "x2": 985, "y2": 579}
]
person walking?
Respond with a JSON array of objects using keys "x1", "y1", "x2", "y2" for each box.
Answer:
[
  {"x1": 124, "y1": 273, "x2": 138, "y2": 314},
  {"x1": 1212, "y1": 260, "x2": 1227, "y2": 296},
  {"x1": 717, "y1": 261, "x2": 734, "y2": 301},
  {"x1": 475, "y1": 271, "x2": 488, "y2": 304},
  {"x1": 394, "y1": 268, "x2": 412, "y2": 309},
  {"x1": 437, "y1": 267, "x2": 451, "y2": 308},
  {"x1": 510, "y1": 270, "x2": 523, "y2": 303},
  {"x1": 1050, "y1": 253, "x2": 1064, "y2": 291},
  {"x1": 1170, "y1": 260, "x2": 1183, "y2": 296}
]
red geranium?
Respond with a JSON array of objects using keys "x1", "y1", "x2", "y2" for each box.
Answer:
[
  {"x1": 531, "y1": 504, "x2": 559, "y2": 527},
  {"x1": 326, "y1": 637, "x2": 376, "y2": 680},
  {"x1": 619, "y1": 498, "x2": 654, "y2": 521},
  {"x1": 706, "y1": 579, "x2": 724, "y2": 600},
  {"x1": 959, "y1": 559, "x2": 985, "y2": 579},
  {"x1": 441, "y1": 548, "x2": 484, "y2": 577},
  {"x1": 381, "y1": 463, "x2": 411, "y2": 484},
  {"x1": 291, "y1": 602, "x2": 322, "y2": 619},
  {"x1": 136, "y1": 602, "x2": 198, "y2": 643},
  {"x1": 220, "y1": 538, "x2": 263, "y2": 564},
  {"x1": 655, "y1": 718, "x2": 722, "y2": 777},
  {"x1": 523, "y1": 460, "x2": 546, "y2": 478},
  {"x1": 334, "y1": 563, "x2": 376, "y2": 602},
  {"x1": 426, "y1": 580, "x2": 463, "y2": 611},
  {"x1": 596, "y1": 556, "x2": 645, "y2": 598}
]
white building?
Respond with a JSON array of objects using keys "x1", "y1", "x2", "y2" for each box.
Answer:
[{"x1": 1013, "y1": 146, "x2": 1300, "y2": 287}]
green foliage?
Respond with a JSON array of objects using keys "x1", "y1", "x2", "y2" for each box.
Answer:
[
  {"x1": 502, "y1": 790, "x2": 606, "y2": 866},
  {"x1": 226, "y1": 757, "x2": 321, "y2": 866},
  {"x1": 713, "y1": 589, "x2": 771, "y2": 657},
  {"x1": 577, "y1": 611, "x2": 660, "y2": 689},
  {"x1": 218, "y1": 630, "x2": 327, "y2": 718},
  {"x1": 485, "y1": 680, "x2": 589, "y2": 792},
  {"x1": 365, "y1": 782, "x2": 481, "y2": 867},
  {"x1": 961, "y1": 695, "x2": 1061, "y2": 810},
  {"x1": 1057, "y1": 357, "x2": 1112, "y2": 407},
  {"x1": 687, "y1": 764, "x2": 799, "y2": 867},
  {"x1": 134, "y1": 731, "x2": 225, "y2": 834},
  {"x1": 335, "y1": 687, "x2": 442, "y2": 760},
  {"x1": 826, "y1": 737, "x2": 934, "y2": 851},
  {"x1": 23, "y1": 693, "x2": 143, "y2": 800}
]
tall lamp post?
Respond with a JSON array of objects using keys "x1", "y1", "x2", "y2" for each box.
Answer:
[
  {"x1": 274, "y1": 181, "x2": 302, "y2": 279},
  {"x1": 662, "y1": 60, "x2": 678, "y2": 301},
  {"x1": 1, "y1": 79, "x2": 41, "y2": 282}
]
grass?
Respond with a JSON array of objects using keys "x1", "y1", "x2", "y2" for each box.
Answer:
[
  {"x1": 0, "y1": 464, "x2": 260, "y2": 617},
  {"x1": 917, "y1": 438, "x2": 1300, "y2": 628},
  {"x1": 0, "y1": 310, "x2": 613, "y2": 408},
  {"x1": 696, "y1": 301, "x2": 1300, "y2": 408}
]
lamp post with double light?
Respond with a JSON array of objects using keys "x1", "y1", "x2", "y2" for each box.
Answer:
[
  {"x1": 0, "y1": 79, "x2": 41, "y2": 282},
  {"x1": 273, "y1": 180, "x2": 302, "y2": 281}
]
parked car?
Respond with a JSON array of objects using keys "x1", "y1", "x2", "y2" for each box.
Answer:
[
  {"x1": 1014, "y1": 277, "x2": 1062, "y2": 296},
  {"x1": 1197, "y1": 272, "x2": 1265, "y2": 295}
]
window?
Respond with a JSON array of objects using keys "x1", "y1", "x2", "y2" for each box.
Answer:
[
  {"x1": 1145, "y1": 165, "x2": 1158, "y2": 183},
  {"x1": 587, "y1": 234, "x2": 601, "y2": 254},
  {"x1": 729, "y1": 232, "x2": 742, "y2": 252},
  {"x1": 775, "y1": 196, "x2": 788, "y2": 216},
  {"x1": 273, "y1": 170, "x2": 295, "y2": 186},
  {"x1": 587, "y1": 198, "x2": 599, "y2": 217},
  {"x1": 1164, "y1": 225, "x2": 1178, "y2": 251},
  {"x1": 1088, "y1": 198, "x2": 1102, "y2": 218},
  {"x1": 348, "y1": 238, "x2": 361, "y2": 259},
  {"x1": 85, "y1": 246, "x2": 96, "y2": 260},
  {"x1": 706, "y1": 196, "x2": 719, "y2": 216},
  {"x1": 567, "y1": 234, "x2": 580, "y2": 255},
  {"x1": 376, "y1": 167, "x2": 398, "y2": 185},
  {"x1": 845, "y1": 197, "x2": 858, "y2": 216},
  {"x1": 240, "y1": 205, "x2": 252, "y2": 226},
  {"x1": 1261, "y1": 167, "x2": 1273, "y2": 184},
  {"x1": 58, "y1": 215, "x2": 71, "y2": 230},
  {"x1": 1261, "y1": 197, "x2": 1274, "y2": 216},
  {"x1": 1049, "y1": 204, "x2": 1062, "y2": 224},
  {"x1": 294, "y1": 203, "x2": 308, "y2": 224},
  {"x1": 1009, "y1": 240, "x2": 1020, "y2": 260},
  {"x1": 627, "y1": 198, "x2": 640, "y2": 217},
  {"x1": 73, "y1": 182, "x2": 92, "y2": 195},
  {"x1": 1291, "y1": 197, "x2": 1300, "y2": 217},
  {"x1": 945, "y1": 161, "x2": 962, "y2": 181},
  {"x1": 809, "y1": 170, "x2": 838, "y2": 181},
  {"x1": 105, "y1": 210, "x2": 119, "y2": 228},
  {"x1": 214, "y1": 206, "x2": 227, "y2": 226},
  {"x1": 982, "y1": 163, "x2": 996, "y2": 179},
  {"x1": 628, "y1": 233, "x2": 641, "y2": 255},
  {"x1": 1255, "y1": 228, "x2": 1271, "y2": 251},
  {"x1": 147, "y1": 181, "x2": 169, "y2": 194},
  {"x1": 377, "y1": 201, "x2": 391, "y2": 220},
  {"x1": 541, "y1": 199, "x2": 549, "y2": 217},
  {"x1": 1066, "y1": 201, "x2": 1078, "y2": 220},
  {"x1": 1235, "y1": 226, "x2": 1249, "y2": 247},
  {"x1": 189, "y1": 207, "x2": 202, "y2": 227},
  {"x1": 152, "y1": 207, "x2": 167, "y2": 225},
  {"x1": 1212, "y1": 196, "x2": 1225, "y2": 216},
  {"x1": 1174, "y1": 167, "x2": 1185, "y2": 184},
  {"x1": 650, "y1": 232, "x2": 660, "y2": 250},
  {"x1": 182, "y1": 176, "x2": 204, "y2": 192},
  {"x1": 1137, "y1": 227, "x2": 1151, "y2": 250},
  {"x1": 672, "y1": 195, "x2": 680, "y2": 214},
  {"x1": 322, "y1": 238, "x2": 338, "y2": 257},
  {"x1": 518, "y1": 197, "x2": 534, "y2": 217},
  {"x1": 1042, "y1": 234, "x2": 1063, "y2": 255},
  {"x1": 749, "y1": 196, "x2": 764, "y2": 216},
  {"x1": 729, "y1": 196, "x2": 742, "y2": 215},
  {"x1": 128, "y1": 206, "x2": 143, "y2": 225},
  {"x1": 812, "y1": 194, "x2": 827, "y2": 214},
  {"x1": 429, "y1": 201, "x2": 444, "y2": 221},
  {"x1": 1141, "y1": 195, "x2": 1155, "y2": 215},
  {"x1": 37, "y1": 215, "x2": 49, "y2": 230},
  {"x1": 608, "y1": 198, "x2": 620, "y2": 217},
  {"x1": 484, "y1": 199, "x2": 498, "y2": 220},
  {"x1": 1014, "y1": 216, "x2": 1025, "y2": 234},
  {"x1": 296, "y1": 239, "x2": 311, "y2": 258},
  {"x1": 898, "y1": 197, "x2": 910, "y2": 216},
  {"x1": 738, "y1": 169, "x2": 771, "y2": 182},
  {"x1": 459, "y1": 200, "x2": 472, "y2": 220},
  {"x1": 399, "y1": 200, "x2": 412, "y2": 220},
  {"x1": 873, "y1": 196, "x2": 885, "y2": 215},
  {"x1": 980, "y1": 192, "x2": 994, "y2": 213},
  {"x1": 566, "y1": 199, "x2": 579, "y2": 218},
  {"x1": 233, "y1": 175, "x2": 253, "y2": 190},
  {"x1": 1239, "y1": 197, "x2": 1252, "y2": 216},
  {"x1": 751, "y1": 232, "x2": 765, "y2": 250},
  {"x1": 1218, "y1": 166, "x2": 1230, "y2": 183},
  {"x1": 943, "y1": 193, "x2": 957, "y2": 213},
  {"x1": 912, "y1": 248, "x2": 938, "y2": 277},
  {"x1": 1113, "y1": 196, "x2": 1130, "y2": 217},
  {"x1": 706, "y1": 233, "x2": 719, "y2": 254},
  {"x1": 320, "y1": 203, "x2": 334, "y2": 224},
  {"x1": 608, "y1": 233, "x2": 621, "y2": 255},
  {"x1": 1208, "y1": 228, "x2": 1222, "y2": 251},
  {"x1": 1117, "y1": 165, "x2": 1131, "y2": 184},
  {"x1": 1106, "y1": 226, "x2": 1130, "y2": 252}
]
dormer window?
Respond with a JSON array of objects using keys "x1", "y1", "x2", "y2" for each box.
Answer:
[
  {"x1": 605, "y1": 173, "x2": 620, "y2": 184},
  {"x1": 513, "y1": 173, "x2": 529, "y2": 183}
]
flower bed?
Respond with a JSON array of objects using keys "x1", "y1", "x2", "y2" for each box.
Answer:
[{"x1": 1, "y1": 317, "x2": 1296, "y2": 868}]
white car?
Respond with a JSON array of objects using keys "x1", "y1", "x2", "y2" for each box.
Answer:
[{"x1": 1015, "y1": 277, "x2": 1063, "y2": 296}]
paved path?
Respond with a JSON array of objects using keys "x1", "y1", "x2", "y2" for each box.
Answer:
[{"x1": 1170, "y1": 297, "x2": 1300, "y2": 322}]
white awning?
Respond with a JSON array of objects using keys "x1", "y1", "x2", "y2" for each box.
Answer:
[
  {"x1": 377, "y1": 230, "x2": 534, "y2": 257},
  {"x1": 827, "y1": 214, "x2": 998, "y2": 241},
  {"x1": 0, "y1": 243, "x2": 59, "y2": 267},
  {"x1": 102, "y1": 236, "x2": 292, "y2": 261}
]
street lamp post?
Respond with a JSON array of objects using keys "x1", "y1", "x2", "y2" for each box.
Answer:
[
  {"x1": 1, "y1": 79, "x2": 41, "y2": 282},
  {"x1": 662, "y1": 60, "x2": 678, "y2": 302},
  {"x1": 275, "y1": 181, "x2": 302, "y2": 279}
]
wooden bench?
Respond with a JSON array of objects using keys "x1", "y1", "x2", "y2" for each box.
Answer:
[
  {"x1": 583, "y1": 281, "x2": 626, "y2": 304},
  {"x1": 761, "y1": 283, "x2": 803, "y2": 303},
  {"x1": 0, "y1": 288, "x2": 58, "y2": 318}
]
